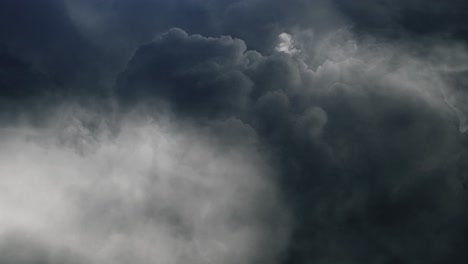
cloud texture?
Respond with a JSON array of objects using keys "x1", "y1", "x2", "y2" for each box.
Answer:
[
  {"x1": 0, "y1": 107, "x2": 289, "y2": 264},
  {"x1": 1, "y1": 1, "x2": 468, "y2": 264}
]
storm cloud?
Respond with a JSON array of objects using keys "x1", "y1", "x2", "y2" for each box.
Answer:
[
  {"x1": 1, "y1": 1, "x2": 468, "y2": 264},
  {"x1": 116, "y1": 26, "x2": 468, "y2": 263}
]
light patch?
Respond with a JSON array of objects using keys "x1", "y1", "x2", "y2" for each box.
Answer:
[{"x1": 276, "y1": 33, "x2": 300, "y2": 54}]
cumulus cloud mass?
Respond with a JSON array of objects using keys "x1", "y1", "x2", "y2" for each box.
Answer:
[{"x1": 1, "y1": 0, "x2": 468, "y2": 263}]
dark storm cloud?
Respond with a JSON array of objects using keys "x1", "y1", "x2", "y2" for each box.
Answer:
[
  {"x1": 116, "y1": 28, "x2": 254, "y2": 117},
  {"x1": 1, "y1": 1, "x2": 468, "y2": 264},
  {"x1": 118, "y1": 27, "x2": 468, "y2": 263}
]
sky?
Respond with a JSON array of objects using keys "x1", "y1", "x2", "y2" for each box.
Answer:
[{"x1": 0, "y1": 1, "x2": 468, "y2": 263}]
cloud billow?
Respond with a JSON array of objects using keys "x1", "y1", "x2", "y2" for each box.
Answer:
[{"x1": 117, "y1": 27, "x2": 468, "y2": 263}]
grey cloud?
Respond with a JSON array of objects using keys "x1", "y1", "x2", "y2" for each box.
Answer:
[
  {"x1": 0, "y1": 232, "x2": 86, "y2": 264},
  {"x1": 116, "y1": 28, "x2": 255, "y2": 117},
  {"x1": 117, "y1": 28, "x2": 468, "y2": 263},
  {"x1": 0, "y1": 107, "x2": 290, "y2": 264}
]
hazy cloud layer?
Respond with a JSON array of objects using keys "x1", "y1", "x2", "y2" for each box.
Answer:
[{"x1": 0, "y1": 108, "x2": 289, "y2": 264}]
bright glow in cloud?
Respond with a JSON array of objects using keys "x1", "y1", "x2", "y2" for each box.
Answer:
[{"x1": 276, "y1": 33, "x2": 300, "y2": 54}]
